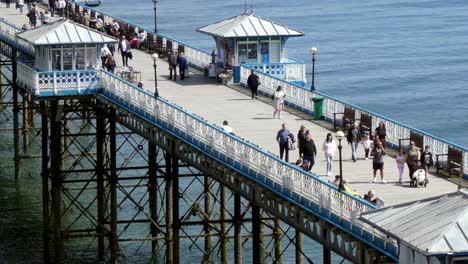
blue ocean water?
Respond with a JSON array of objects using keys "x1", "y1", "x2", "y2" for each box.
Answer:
[{"x1": 98, "y1": 0, "x2": 468, "y2": 147}]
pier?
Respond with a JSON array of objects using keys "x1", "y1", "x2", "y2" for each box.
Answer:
[{"x1": 1, "y1": 2, "x2": 467, "y2": 263}]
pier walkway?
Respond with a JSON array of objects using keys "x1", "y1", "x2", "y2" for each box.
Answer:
[{"x1": 1, "y1": 3, "x2": 466, "y2": 263}]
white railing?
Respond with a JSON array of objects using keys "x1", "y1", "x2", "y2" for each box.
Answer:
[
  {"x1": 244, "y1": 62, "x2": 306, "y2": 84},
  {"x1": 240, "y1": 64, "x2": 468, "y2": 175},
  {"x1": 0, "y1": 19, "x2": 34, "y2": 55},
  {"x1": 97, "y1": 70, "x2": 393, "y2": 251},
  {"x1": 17, "y1": 62, "x2": 101, "y2": 95}
]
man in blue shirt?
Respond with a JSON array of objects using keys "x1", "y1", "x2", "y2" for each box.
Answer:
[{"x1": 276, "y1": 123, "x2": 291, "y2": 162}]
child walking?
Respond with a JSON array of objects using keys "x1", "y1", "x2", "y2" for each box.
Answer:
[
  {"x1": 361, "y1": 132, "x2": 372, "y2": 160},
  {"x1": 396, "y1": 148, "x2": 406, "y2": 184}
]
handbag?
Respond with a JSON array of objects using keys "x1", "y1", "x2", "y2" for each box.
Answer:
[{"x1": 126, "y1": 50, "x2": 133, "y2": 60}]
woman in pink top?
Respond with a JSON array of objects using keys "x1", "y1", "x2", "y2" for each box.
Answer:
[{"x1": 396, "y1": 148, "x2": 406, "y2": 184}]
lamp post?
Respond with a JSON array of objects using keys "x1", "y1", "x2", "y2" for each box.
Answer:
[
  {"x1": 310, "y1": 47, "x2": 317, "y2": 91},
  {"x1": 153, "y1": 0, "x2": 158, "y2": 32},
  {"x1": 335, "y1": 131, "x2": 344, "y2": 192},
  {"x1": 151, "y1": 53, "x2": 159, "y2": 97}
]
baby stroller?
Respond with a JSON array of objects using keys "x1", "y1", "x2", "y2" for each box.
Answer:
[{"x1": 409, "y1": 161, "x2": 428, "y2": 187}]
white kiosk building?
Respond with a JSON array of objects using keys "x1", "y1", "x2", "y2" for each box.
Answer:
[{"x1": 16, "y1": 19, "x2": 117, "y2": 71}]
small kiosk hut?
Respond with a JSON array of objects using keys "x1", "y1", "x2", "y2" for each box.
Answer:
[
  {"x1": 16, "y1": 19, "x2": 117, "y2": 71},
  {"x1": 197, "y1": 13, "x2": 304, "y2": 66},
  {"x1": 197, "y1": 13, "x2": 305, "y2": 83}
]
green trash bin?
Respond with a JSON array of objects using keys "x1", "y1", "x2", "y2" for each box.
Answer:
[{"x1": 312, "y1": 96, "x2": 324, "y2": 120}]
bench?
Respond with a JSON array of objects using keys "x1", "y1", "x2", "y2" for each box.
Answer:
[
  {"x1": 333, "y1": 106, "x2": 355, "y2": 130},
  {"x1": 436, "y1": 147, "x2": 463, "y2": 177},
  {"x1": 358, "y1": 112, "x2": 372, "y2": 136},
  {"x1": 399, "y1": 131, "x2": 423, "y2": 151}
]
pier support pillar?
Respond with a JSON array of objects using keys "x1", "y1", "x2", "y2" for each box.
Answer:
[
  {"x1": 96, "y1": 104, "x2": 107, "y2": 259},
  {"x1": 172, "y1": 142, "x2": 180, "y2": 264},
  {"x1": 323, "y1": 227, "x2": 331, "y2": 264},
  {"x1": 252, "y1": 204, "x2": 264, "y2": 264},
  {"x1": 274, "y1": 218, "x2": 282, "y2": 264},
  {"x1": 204, "y1": 176, "x2": 212, "y2": 263},
  {"x1": 295, "y1": 230, "x2": 303, "y2": 264},
  {"x1": 220, "y1": 185, "x2": 228, "y2": 264},
  {"x1": 12, "y1": 49, "x2": 19, "y2": 178},
  {"x1": 165, "y1": 141, "x2": 180, "y2": 264},
  {"x1": 22, "y1": 94, "x2": 30, "y2": 155},
  {"x1": 40, "y1": 101, "x2": 50, "y2": 263},
  {"x1": 234, "y1": 193, "x2": 242, "y2": 264},
  {"x1": 148, "y1": 138, "x2": 159, "y2": 255},
  {"x1": 109, "y1": 108, "x2": 118, "y2": 263},
  {"x1": 50, "y1": 100, "x2": 64, "y2": 262}
]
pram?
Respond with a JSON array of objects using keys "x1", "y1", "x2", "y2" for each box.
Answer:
[{"x1": 409, "y1": 160, "x2": 428, "y2": 187}]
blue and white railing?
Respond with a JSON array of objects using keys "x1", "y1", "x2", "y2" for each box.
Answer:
[
  {"x1": 240, "y1": 64, "x2": 468, "y2": 176},
  {"x1": 0, "y1": 19, "x2": 34, "y2": 56},
  {"x1": 67, "y1": 1, "x2": 212, "y2": 69},
  {"x1": 14, "y1": 60, "x2": 397, "y2": 259},
  {"x1": 243, "y1": 60, "x2": 306, "y2": 86}
]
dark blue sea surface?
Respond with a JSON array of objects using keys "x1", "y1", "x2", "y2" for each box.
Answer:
[{"x1": 99, "y1": 0, "x2": 468, "y2": 147}]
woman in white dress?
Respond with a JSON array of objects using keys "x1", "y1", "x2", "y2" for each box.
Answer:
[{"x1": 273, "y1": 85, "x2": 286, "y2": 119}]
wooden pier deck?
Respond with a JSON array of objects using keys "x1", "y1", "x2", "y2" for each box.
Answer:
[{"x1": 0, "y1": 6, "x2": 459, "y2": 206}]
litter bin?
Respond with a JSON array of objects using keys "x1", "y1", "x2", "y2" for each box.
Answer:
[
  {"x1": 312, "y1": 96, "x2": 324, "y2": 120},
  {"x1": 233, "y1": 66, "x2": 241, "y2": 83}
]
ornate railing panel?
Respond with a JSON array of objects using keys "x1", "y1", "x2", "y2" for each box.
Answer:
[
  {"x1": 17, "y1": 62, "x2": 101, "y2": 96},
  {"x1": 240, "y1": 64, "x2": 467, "y2": 175},
  {"x1": 244, "y1": 62, "x2": 306, "y2": 84}
]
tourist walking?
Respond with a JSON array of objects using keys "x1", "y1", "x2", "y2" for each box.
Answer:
[
  {"x1": 421, "y1": 145, "x2": 434, "y2": 177},
  {"x1": 56, "y1": 0, "x2": 66, "y2": 17},
  {"x1": 302, "y1": 133, "x2": 317, "y2": 171},
  {"x1": 371, "y1": 141, "x2": 386, "y2": 183},
  {"x1": 322, "y1": 133, "x2": 337, "y2": 176},
  {"x1": 273, "y1": 85, "x2": 286, "y2": 119},
  {"x1": 100, "y1": 44, "x2": 111, "y2": 69},
  {"x1": 346, "y1": 123, "x2": 361, "y2": 162},
  {"x1": 82, "y1": 11, "x2": 91, "y2": 27},
  {"x1": 396, "y1": 148, "x2": 406, "y2": 184},
  {"x1": 105, "y1": 54, "x2": 116, "y2": 74},
  {"x1": 27, "y1": 3, "x2": 39, "y2": 29},
  {"x1": 406, "y1": 141, "x2": 421, "y2": 179},
  {"x1": 361, "y1": 132, "x2": 372, "y2": 160},
  {"x1": 247, "y1": 70, "x2": 260, "y2": 99},
  {"x1": 276, "y1": 123, "x2": 291, "y2": 162},
  {"x1": 48, "y1": 0, "x2": 54, "y2": 16},
  {"x1": 169, "y1": 51, "x2": 178, "y2": 81},
  {"x1": 5, "y1": 0, "x2": 10, "y2": 8},
  {"x1": 374, "y1": 121, "x2": 388, "y2": 149},
  {"x1": 17, "y1": 0, "x2": 24, "y2": 14},
  {"x1": 118, "y1": 35, "x2": 130, "y2": 67},
  {"x1": 297, "y1": 125, "x2": 307, "y2": 157},
  {"x1": 25, "y1": 0, "x2": 32, "y2": 12},
  {"x1": 177, "y1": 52, "x2": 187, "y2": 80}
]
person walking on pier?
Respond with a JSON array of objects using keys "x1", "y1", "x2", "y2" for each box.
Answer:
[
  {"x1": 346, "y1": 123, "x2": 361, "y2": 162},
  {"x1": 371, "y1": 141, "x2": 386, "y2": 183},
  {"x1": 374, "y1": 121, "x2": 388, "y2": 149},
  {"x1": 276, "y1": 123, "x2": 291, "y2": 162},
  {"x1": 362, "y1": 132, "x2": 372, "y2": 160},
  {"x1": 421, "y1": 145, "x2": 434, "y2": 178},
  {"x1": 406, "y1": 141, "x2": 421, "y2": 180},
  {"x1": 297, "y1": 125, "x2": 307, "y2": 157},
  {"x1": 302, "y1": 133, "x2": 317, "y2": 172},
  {"x1": 27, "y1": 3, "x2": 39, "y2": 29},
  {"x1": 177, "y1": 52, "x2": 187, "y2": 80},
  {"x1": 273, "y1": 85, "x2": 286, "y2": 119},
  {"x1": 105, "y1": 54, "x2": 116, "y2": 74},
  {"x1": 169, "y1": 51, "x2": 178, "y2": 81},
  {"x1": 396, "y1": 148, "x2": 406, "y2": 184},
  {"x1": 118, "y1": 35, "x2": 130, "y2": 67},
  {"x1": 100, "y1": 44, "x2": 111, "y2": 69},
  {"x1": 17, "y1": 0, "x2": 24, "y2": 14},
  {"x1": 247, "y1": 70, "x2": 260, "y2": 99},
  {"x1": 5, "y1": 0, "x2": 10, "y2": 8},
  {"x1": 48, "y1": 0, "x2": 54, "y2": 16},
  {"x1": 56, "y1": 0, "x2": 66, "y2": 17},
  {"x1": 322, "y1": 133, "x2": 337, "y2": 177}
]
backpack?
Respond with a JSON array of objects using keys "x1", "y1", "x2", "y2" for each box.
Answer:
[{"x1": 288, "y1": 136, "x2": 296, "y2": 150}]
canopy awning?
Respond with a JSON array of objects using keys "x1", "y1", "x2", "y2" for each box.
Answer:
[
  {"x1": 196, "y1": 13, "x2": 304, "y2": 38},
  {"x1": 16, "y1": 19, "x2": 117, "y2": 46},
  {"x1": 360, "y1": 189, "x2": 468, "y2": 256}
]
